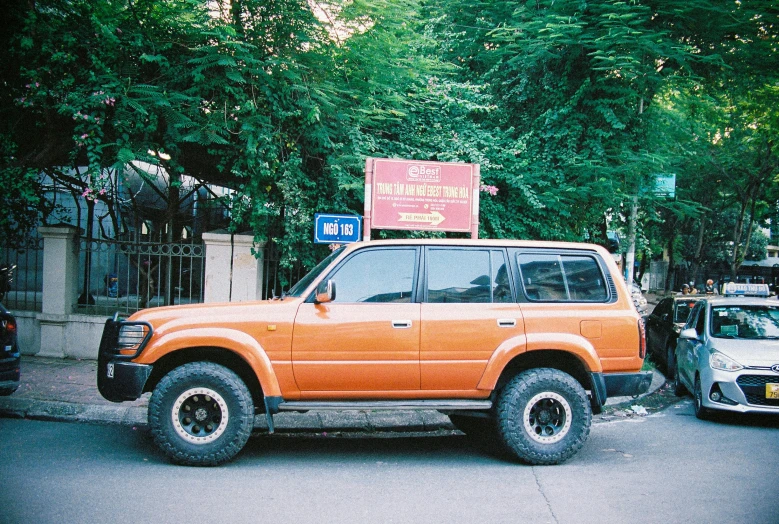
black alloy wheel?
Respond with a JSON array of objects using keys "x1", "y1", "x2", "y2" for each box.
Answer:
[{"x1": 149, "y1": 361, "x2": 254, "y2": 466}]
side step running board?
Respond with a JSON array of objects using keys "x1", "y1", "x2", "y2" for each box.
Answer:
[{"x1": 277, "y1": 399, "x2": 492, "y2": 412}]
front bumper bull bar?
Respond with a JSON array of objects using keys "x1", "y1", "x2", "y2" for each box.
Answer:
[{"x1": 96, "y1": 316, "x2": 153, "y2": 403}]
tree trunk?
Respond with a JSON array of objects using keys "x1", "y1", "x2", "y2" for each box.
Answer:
[
  {"x1": 665, "y1": 235, "x2": 675, "y2": 292},
  {"x1": 689, "y1": 216, "x2": 706, "y2": 285},
  {"x1": 165, "y1": 170, "x2": 181, "y2": 305},
  {"x1": 78, "y1": 198, "x2": 95, "y2": 305},
  {"x1": 729, "y1": 199, "x2": 748, "y2": 281}
]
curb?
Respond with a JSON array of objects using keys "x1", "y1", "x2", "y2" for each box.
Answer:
[
  {"x1": 0, "y1": 370, "x2": 666, "y2": 431},
  {"x1": 0, "y1": 397, "x2": 455, "y2": 433},
  {"x1": 0, "y1": 397, "x2": 148, "y2": 426}
]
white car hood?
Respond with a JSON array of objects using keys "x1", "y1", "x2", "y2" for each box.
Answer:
[{"x1": 711, "y1": 337, "x2": 779, "y2": 366}]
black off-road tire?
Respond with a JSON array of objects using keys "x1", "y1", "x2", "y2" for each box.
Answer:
[
  {"x1": 665, "y1": 344, "x2": 676, "y2": 379},
  {"x1": 693, "y1": 375, "x2": 713, "y2": 421},
  {"x1": 149, "y1": 362, "x2": 254, "y2": 466},
  {"x1": 496, "y1": 368, "x2": 591, "y2": 465},
  {"x1": 672, "y1": 361, "x2": 686, "y2": 396},
  {"x1": 0, "y1": 386, "x2": 18, "y2": 396}
]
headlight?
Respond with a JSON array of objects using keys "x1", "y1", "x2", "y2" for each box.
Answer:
[
  {"x1": 709, "y1": 350, "x2": 743, "y2": 372},
  {"x1": 118, "y1": 324, "x2": 149, "y2": 349}
]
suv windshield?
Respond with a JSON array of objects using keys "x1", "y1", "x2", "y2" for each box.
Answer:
[
  {"x1": 710, "y1": 304, "x2": 779, "y2": 339},
  {"x1": 286, "y1": 246, "x2": 346, "y2": 297}
]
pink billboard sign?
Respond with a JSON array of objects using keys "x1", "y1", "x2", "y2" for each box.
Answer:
[{"x1": 365, "y1": 158, "x2": 479, "y2": 236}]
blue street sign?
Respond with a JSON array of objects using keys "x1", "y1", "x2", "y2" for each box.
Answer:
[{"x1": 314, "y1": 214, "x2": 362, "y2": 244}]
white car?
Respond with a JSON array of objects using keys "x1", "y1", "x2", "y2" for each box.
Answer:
[{"x1": 674, "y1": 284, "x2": 779, "y2": 419}]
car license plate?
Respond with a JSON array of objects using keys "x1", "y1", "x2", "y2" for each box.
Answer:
[
  {"x1": 766, "y1": 383, "x2": 779, "y2": 399},
  {"x1": 106, "y1": 362, "x2": 114, "y2": 379}
]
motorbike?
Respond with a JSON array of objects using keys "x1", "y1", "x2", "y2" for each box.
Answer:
[{"x1": 0, "y1": 265, "x2": 16, "y2": 302}]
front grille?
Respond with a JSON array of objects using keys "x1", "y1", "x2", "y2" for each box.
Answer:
[
  {"x1": 737, "y1": 375, "x2": 779, "y2": 386},
  {"x1": 736, "y1": 375, "x2": 779, "y2": 407}
]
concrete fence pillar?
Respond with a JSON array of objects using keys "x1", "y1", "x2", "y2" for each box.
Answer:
[
  {"x1": 202, "y1": 230, "x2": 266, "y2": 303},
  {"x1": 37, "y1": 225, "x2": 81, "y2": 358}
]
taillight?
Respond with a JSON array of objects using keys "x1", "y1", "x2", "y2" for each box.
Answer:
[
  {"x1": 638, "y1": 318, "x2": 646, "y2": 359},
  {"x1": 2, "y1": 319, "x2": 15, "y2": 334}
]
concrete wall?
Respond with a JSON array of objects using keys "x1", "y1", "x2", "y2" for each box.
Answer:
[
  {"x1": 15, "y1": 311, "x2": 106, "y2": 360},
  {"x1": 12, "y1": 229, "x2": 264, "y2": 360},
  {"x1": 203, "y1": 230, "x2": 266, "y2": 303},
  {"x1": 14, "y1": 311, "x2": 40, "y2": 357}
]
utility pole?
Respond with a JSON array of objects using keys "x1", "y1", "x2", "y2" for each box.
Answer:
[{"x1": 625, "y1": 194, "x2": 638, "y2": 285}]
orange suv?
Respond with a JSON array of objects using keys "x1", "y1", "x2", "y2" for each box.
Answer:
[{"x1": 97, "y1": 239, "x2": 650, "y2": 466}]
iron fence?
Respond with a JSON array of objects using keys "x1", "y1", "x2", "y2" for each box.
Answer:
[
  {"x1": 261, "y1": 240, "x2": 306, "y2": 300},
  {"x1": 76, "y1": 233, "x2": 205, "y2": 316},
  {"x1": 0, "y1": 235, "x2": 44, "y2": 312},
  {"x1": 3, "y1": 231, "x2": 310, "y2": 313}
]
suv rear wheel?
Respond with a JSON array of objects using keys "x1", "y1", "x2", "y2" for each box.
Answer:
[
  {"x1": 149, "y1": 362, "x2": 254, "y2": 466},
  {"x1": 496, "y1": 368, "x2": 591, "y2": 465}
]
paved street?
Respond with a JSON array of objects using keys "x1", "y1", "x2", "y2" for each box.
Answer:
[{"x1": 1, "y1": 399, "x2": 777, "y2": 524}]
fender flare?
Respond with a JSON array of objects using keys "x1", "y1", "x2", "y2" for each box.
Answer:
[
  {"x1": 477, "y1": 332, "x2": 603, "y2": 390},
  {"x1": 141, "y1": 327, "x2": 283, "y2": 397}
]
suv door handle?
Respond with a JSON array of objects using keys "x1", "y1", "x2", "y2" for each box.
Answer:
[
  {"x1": 497, "y1": 319, "x2": 516, "y2": 328},
  {"x1": 392, "y1": 320, "x2": 412, "y2": 329}
]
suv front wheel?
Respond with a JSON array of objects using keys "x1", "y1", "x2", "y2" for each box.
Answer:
[
  {"x1": 496, "y1": 368, "x2": 591, "y2": 465},
  {"x1": 148, "y1": 362, "x2": 255, "y2": 466}
]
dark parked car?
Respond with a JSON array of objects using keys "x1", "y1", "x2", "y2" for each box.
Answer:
[
  {"x1": 645, "y1": 295, "x2": 704, "y2": 377},
  {"x1": 0, "y1": 303, "x2": 20, "y2": 396}
]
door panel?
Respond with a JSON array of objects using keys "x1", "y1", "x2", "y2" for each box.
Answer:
[
  {"x1": 420, "y1": 303, "x2": 523, "y2": 390},
  {"x1": 291, "y1": 247, "x2": 420, "y2": 393},
  {"x1": 420, "y1": 247, "x2": 522, "y2": 390},
  {"x1": 292, "y1": 302, "x2": 421, "y2": 391}
]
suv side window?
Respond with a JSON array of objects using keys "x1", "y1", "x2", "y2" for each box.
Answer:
[
  {"x1": 426, "y1": 249, "x2": 512, "y2": 303},
  {"x1": 517, "y1": 253, "x2": 608, "y2": 302},
  {"x1": 328, "y1": 248, "x2": 416, "y2": 303}
]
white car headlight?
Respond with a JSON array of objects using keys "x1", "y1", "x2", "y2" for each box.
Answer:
[{"x1": 709, "y1": 350, "x2": 743, "y2": 372}]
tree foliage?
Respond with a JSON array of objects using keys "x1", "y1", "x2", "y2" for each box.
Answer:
[{"x1": 1, "y1": 0, "x2": 777, "y2": 283}]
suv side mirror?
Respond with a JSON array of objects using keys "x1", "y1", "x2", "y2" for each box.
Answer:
[
  {"x1": 315, "y1": 279, "x2": 336, "y2": 304},
  {"x1": 679, "y1": 327, "x2": 698, "y2": 340}
]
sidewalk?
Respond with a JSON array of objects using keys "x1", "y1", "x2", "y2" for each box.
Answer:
[{"x1": 0, "y1": 356, "x2": 665, "y2": 432}]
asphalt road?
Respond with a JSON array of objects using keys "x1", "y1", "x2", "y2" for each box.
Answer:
[{"x1": 1, "y1": 399, "x2": 777, "y2": 524}]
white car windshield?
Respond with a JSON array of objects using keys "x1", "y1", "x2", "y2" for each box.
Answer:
[{"x1": 710, "y1": 305, "x2": 779, "y2": 339}]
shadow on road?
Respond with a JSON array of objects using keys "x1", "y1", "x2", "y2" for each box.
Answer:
[
  {"x1": 239, "y1": 430, "x2": 512, "y2": 464},
  {"x1": 696, "y1": 410, "x2": 779, "y2": 428}
]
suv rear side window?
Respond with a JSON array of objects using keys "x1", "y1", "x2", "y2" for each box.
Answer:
[
  {"x1": 426, "y1": 249, "x2": 512, "y2": 303},
  {"x1": 518, "y1": 253, "x2": 608, "y2": 302}
]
